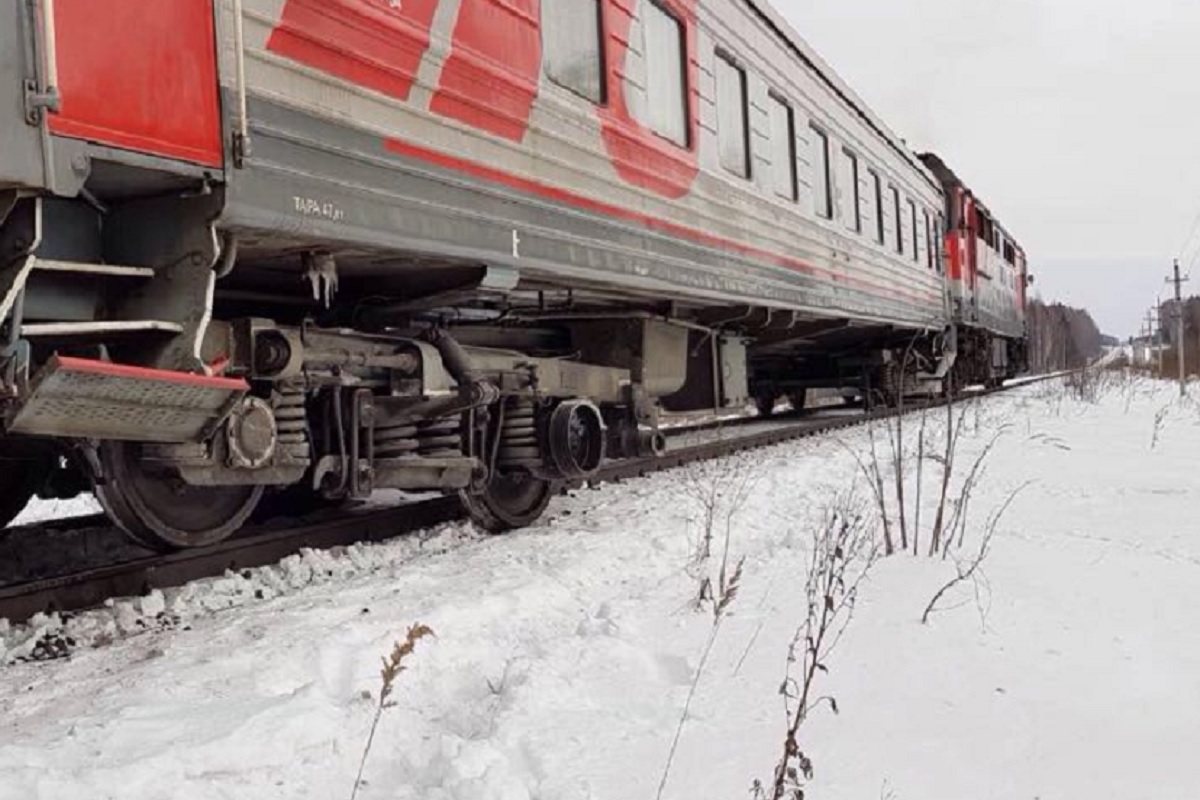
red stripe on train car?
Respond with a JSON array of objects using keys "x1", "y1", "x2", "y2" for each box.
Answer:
[
  {"x1": 267, "y1": 0, "x2": 440, "y2": 102},
  {"x1": 384, "y1": 137, "x2": 940, "y2": 308},
  {"x1": 52, "y1": 357, "x2": 250, "y2": 392},
  {"x1": 946, "y1": 232, "x2": 963, "y2": 281},
  {"x1": 429, "y1": 0, "x2": 542, "y2": 142},
  {"x1": 598, "y1": 0, "x2": 701, "y2": 199},
  {"x1": 49, "y1": 0, "x2": 223, "y2": 167}
]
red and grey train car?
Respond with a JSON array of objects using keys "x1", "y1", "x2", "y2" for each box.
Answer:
[{"x1": 0, "y1": 0, "x2": 1027, "y2": 548}]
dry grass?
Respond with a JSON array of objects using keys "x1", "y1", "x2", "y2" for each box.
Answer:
[{"x1": 351, "y1": 623, "x2": 435, "y2": 800}]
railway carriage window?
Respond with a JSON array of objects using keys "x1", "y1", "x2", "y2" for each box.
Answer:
[
  {"x1": 643, "y1": 1, "x2": 688, "y2": 147},
  {"x1": 810, "y1": 125, "x2": 832, "y2": 219},
  {"x1": 841, "y1": 149, "x2": 861, "y2": 233},
  {"x1": 924, "y1": 210, "x2": 934, "y2": 269},
  {"x1": 767, "y1": 93, "x2": 797, "y2": 200},
  {"x1": 891, "y1": 185, "x2": 903, "y2": 254},
  {"x1": 870, "y1": 169, "x2": 885, "y2": 244},
  {"x1": 542, "y1": 0, "x2": 605, "y2": 103},
  {"x1": 908, "y1": 199, "x2": 919, "y2": 264},
  {"x1": 715, "y1": 53, "x2": 750, "y2": 177},
  {"x1": 936, "y1": 213, "x2": 945, "y2": 272}
]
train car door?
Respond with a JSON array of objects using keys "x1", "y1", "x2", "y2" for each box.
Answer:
[{"x1": 47, "y1": 0, "x2": 224, "y2": 169}]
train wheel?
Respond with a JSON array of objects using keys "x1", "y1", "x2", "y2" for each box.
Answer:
[
  {"x1": 788, "y1": 389, "x2": 808, "y2": 412},
  {"x1": 0, "y1": 459, "x2": 47, "y2": 528},
  {"x1": 460, "y1": 473, "x2": 553, "y2": 533},
  {"x1": 93, "y1": 441, "x2": 263, "y2": 551}
]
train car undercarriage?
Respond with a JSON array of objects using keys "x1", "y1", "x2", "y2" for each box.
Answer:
[{"x1": 0, "y1": 189, "x2": 972, "y2": 549}]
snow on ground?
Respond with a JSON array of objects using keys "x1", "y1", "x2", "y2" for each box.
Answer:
[
  {"x1": 1, "y1": 376, "x2": 1198, "y2": 800},
  {"x1": 10, "y1": 494, "x2": 102, "y2": 528}
]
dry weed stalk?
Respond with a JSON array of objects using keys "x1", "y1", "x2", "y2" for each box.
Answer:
[
  {"x1": 922, "y1": 482, "x2": 1031, "y2": 624},
  {"x1": 847, "y1": 382, "x2": 1031, "y2": 633},
  {"x1": 689, "y1": 453, "x2": 760, "y2": 558},
  {"x1": 842, "y1": 427, "x2": 895, "y2": 556},
  {"x1": 928, "y1": 395, "x2": 970, "y2": 555},
  {"x1": 679, "y1": 451, "x2": 759, "y2": 607},
  {"x1": 912, "y1": 404, "x2": 928, "y2": 556},
  {"x1": 888, "y1": 340, "x2": 920, "y2": 553},
  {"x1": 764, "y1": 499, "x2": 878, "y2": 800},
  {"x1": 351, "y1": 623, "x2": 435, "y2": 800},
  {"x1": 1150, "y1": 406, "x2": 1170, "y2": 449},
  {"x1": 940, "y1": 426, "x2": 1010, "y2": 556},
  {"x1": 655, "y1": 553, "x2": 745, "y2": 800},
  {"x1": 658, "y1": 454, "x2": 756, "y2": 800}
]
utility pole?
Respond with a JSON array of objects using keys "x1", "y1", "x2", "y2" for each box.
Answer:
[
  {"x1": 1167, "y1": 260, "x2": 1189, "y2": 397},
  {"x1": 1144, "y1": 308, "x2": 1156, "y2": 370},
  {"x1": 1154, "y1": 304, "x2": 1164, "y2": 375}
]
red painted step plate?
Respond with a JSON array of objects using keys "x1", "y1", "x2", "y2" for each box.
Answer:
[{"x1": 6, "y1": 357, "x2": 247, "y2": 443}]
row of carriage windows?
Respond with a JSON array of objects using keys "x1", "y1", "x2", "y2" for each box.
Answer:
[
  {"x1": 542, "y1": 0, "x2": 942, "y2": 271},
  {"x1": 812, "y1": 127, "x2": 941, "y2": 271}
]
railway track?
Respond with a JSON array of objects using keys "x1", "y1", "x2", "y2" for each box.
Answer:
[{"x1": 0, "y1": 374, "x2": 1069, "y2": 626}]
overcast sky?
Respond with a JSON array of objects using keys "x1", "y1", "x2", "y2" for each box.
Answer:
[{"x1": 777, "y1": 0, "x2": 1199, "y2": 338}]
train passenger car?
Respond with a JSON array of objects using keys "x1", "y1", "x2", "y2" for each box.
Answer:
[
  {"x1": 1, "y1": 0, "x2": 960, "y2": 548},
  {"x1": 920, "y1": 154, "x2": 1030, "y2": 386}
]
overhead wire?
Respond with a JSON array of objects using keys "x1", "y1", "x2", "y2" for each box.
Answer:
[{"x1": 1178, "y1": 205, "x2": 1200, "y2": 265}]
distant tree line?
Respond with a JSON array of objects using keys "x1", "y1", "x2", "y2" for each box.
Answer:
[{"x1": 1025, "y1": 299, "x2": 1103, "y2": 371}]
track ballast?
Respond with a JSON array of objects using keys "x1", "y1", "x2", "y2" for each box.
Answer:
[{"x1": 0, "y1": 375, "x2": 1068, "y2": 626}]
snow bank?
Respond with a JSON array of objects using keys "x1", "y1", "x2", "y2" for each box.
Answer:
[{"x1": 0, "y1": 377, "x2": 1197, "y2": 800}]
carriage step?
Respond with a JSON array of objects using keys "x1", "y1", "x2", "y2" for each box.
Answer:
[
  {"x1": 32, "y1": 259, "x2": 155, "y2": 279},
  {"x1": 20, "y1": 320, "x2": 184, "y2": 337},
  {"x1": 6, "y1": 356, "x2": 247, "y2": 443}
]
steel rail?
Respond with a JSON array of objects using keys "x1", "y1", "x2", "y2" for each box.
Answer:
[{"x1": 0, "y1": 373, "x2": 1071, "y2": 625}]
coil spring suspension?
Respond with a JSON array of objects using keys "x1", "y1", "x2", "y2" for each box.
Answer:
[
  {"x1": 418, "y1": 417, "x2": 463, "y2": 457},
  {"x1": 373, "y1": 417, "x2": 464, "y2": 459},
  {"x1": 496, "y1": 398, "x2": 541, "y2": 470},
  {"x1": 273, "y1": 390, "x2": 311, "y2": 464},
  {"x1": 373, "y1": 424, "x2": 418, "y2": 458}
]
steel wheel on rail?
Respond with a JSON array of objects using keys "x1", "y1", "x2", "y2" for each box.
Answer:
[
  {"x1": 93, "y1": 441, "x2": 263, "y2": 551},
  {"x1": 460, "y1": 473, "x2": 553, "y2": 533}
]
